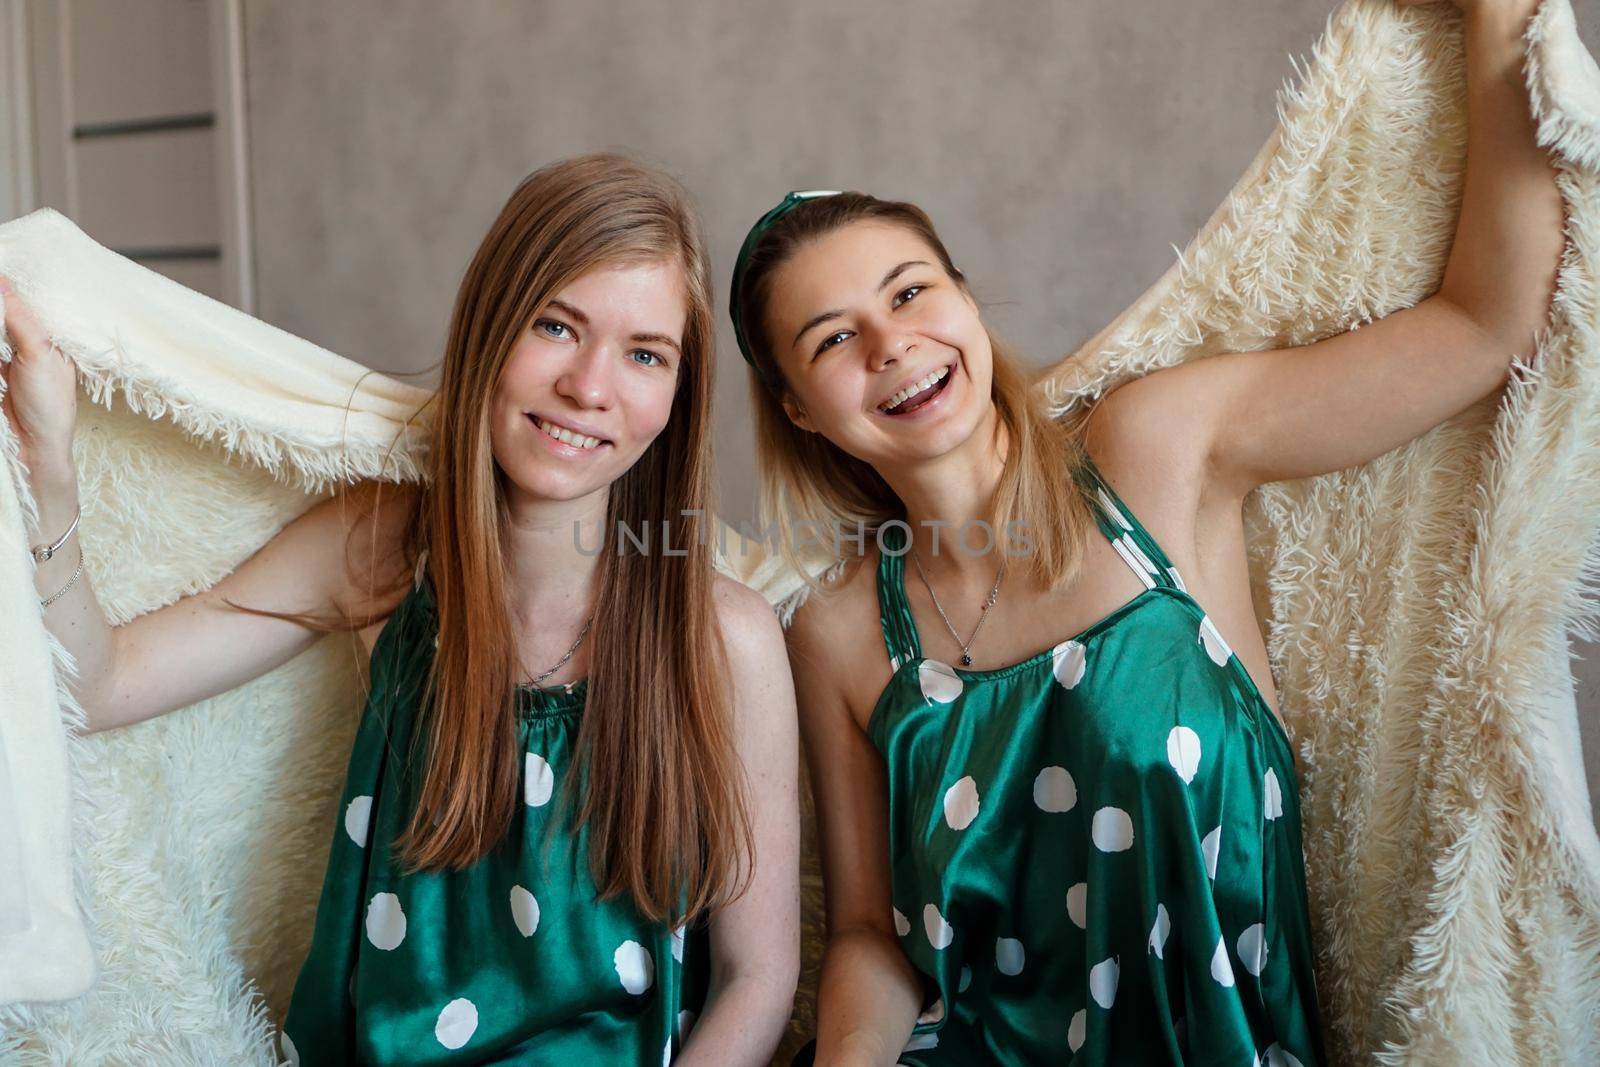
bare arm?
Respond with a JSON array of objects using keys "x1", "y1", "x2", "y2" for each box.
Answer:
[
  {"x1": 675, "y1": 578, "x2": 801, "y2": 1067},
  {"x1": 2, "y1": 281, "x2": 412, "y2": 733},
  {"x1": 787, "y1": 599, "x2": 925, "y2": 1067},
  {"x1": 90, "y1": 484, "x2": 411, "y2": 732},
  {"x1": 1123, "y1": 0, "x2": 1563, "y2": 497}
]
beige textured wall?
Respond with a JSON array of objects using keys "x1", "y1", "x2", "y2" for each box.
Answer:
[
  {"x1": 239, "y1": 2, "x2": 1600, "y2": 819},
  {"x1": 242, "y1": 0, "x2": 1350, "y2": 517}
]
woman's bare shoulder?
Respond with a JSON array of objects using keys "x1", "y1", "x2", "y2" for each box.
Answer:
[
  {"x1": 788, "y1": 543, "x2": 872, "y2": 622},
  {"x1": 1082, "y1": 375, "x2": 1212, "y2": 560},
  {"x1": 784, "y1": 548, "x2": 885, "y2": 691},
  {"x1": 711, "y1": 573, "x2": 786, "y2": 652},
  {"x1": 321, "y1": 479, "x2": 424, "y2": 623}
]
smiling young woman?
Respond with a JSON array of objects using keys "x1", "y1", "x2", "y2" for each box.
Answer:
[
  {"x1": 1, "y1": 153, "x2": 800, "y2": 1065},
  {"x1": 726, "y1": 0, "x2": 1562, "y2": 1063}
]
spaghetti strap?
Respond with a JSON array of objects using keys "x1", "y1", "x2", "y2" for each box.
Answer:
[
  {"x1": 875, "y1": 523, "x2": 923, "y2": 670},
  {"x1": 1075, "y1": 455, "x2": 1189, "y2": 595}
]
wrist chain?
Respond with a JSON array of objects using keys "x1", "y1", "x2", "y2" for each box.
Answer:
[
  {"x1": 40, "y1": 544, "x2": 84, "y2": 608},
  {"x1": 32, "y1": 506, "x2": 84, "y2": 608}
]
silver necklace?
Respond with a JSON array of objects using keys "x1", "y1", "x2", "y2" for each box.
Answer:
[
  {"x1": 909, "y1": 545, "x2": 1006, "y2": 667},
  {"x1": 526, "y1": 616, "x2": 593, "y2": 687}
]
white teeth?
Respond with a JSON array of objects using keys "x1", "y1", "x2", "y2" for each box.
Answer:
[
  {"x1": 535, "y1": 417, "x2": 602, "y2": 450},
  {"x1": 879, "y1": 366, "x2": 951, "y2": 413}
]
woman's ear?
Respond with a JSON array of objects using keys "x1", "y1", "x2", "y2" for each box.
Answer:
[{"x1": 780, "y1": 394, "x2": 815, "y2": 433}]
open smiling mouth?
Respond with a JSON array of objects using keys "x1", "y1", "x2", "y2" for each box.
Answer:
[
  {"x1": 527, "y1": 414, "x2": 611, "y2": 451},
  {"x1": 877, "y1": 364, "x2": 954, "y2": 416}
]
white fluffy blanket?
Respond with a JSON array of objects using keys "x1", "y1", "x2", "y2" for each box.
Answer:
[
  {"x1": 1, "y1": 1, "x2": 1598, "y2": 1063},
  {"x1": 0, "y1": 206, "x2": 434, "y2": 1062}
]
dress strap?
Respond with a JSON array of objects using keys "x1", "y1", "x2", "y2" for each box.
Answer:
[
  {"x1": 875, "y1": 522, "x2": 924, "y2": 669},
  {"x1": 1073, "y1": 455, "x2": 1189, "y2": 594}
]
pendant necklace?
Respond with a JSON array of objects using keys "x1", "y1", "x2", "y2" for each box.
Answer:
[{"x1": 909, "y1": 543, "x2": 1006, "y2": 667}]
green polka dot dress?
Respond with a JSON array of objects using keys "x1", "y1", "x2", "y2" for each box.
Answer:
[
  {"x1": 870, "y1": 457, "x2": 1324, "y2": 1065},
  {"x1": 280, "y1": 571, "x2": 707, "y2": 1065}
]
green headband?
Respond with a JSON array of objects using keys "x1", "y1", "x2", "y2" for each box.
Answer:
[{"x1": 728, "y1": 189, "x2": 842, "y2": 393}]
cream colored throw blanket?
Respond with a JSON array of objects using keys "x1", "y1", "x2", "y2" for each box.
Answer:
[{"x1": 2, "y1": 1, "x2": 1598, "y2": 1063}]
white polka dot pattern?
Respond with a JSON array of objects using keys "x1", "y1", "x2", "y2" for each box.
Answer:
[
  {"x1": 1210, "y1": 935, "x2": 1236, "y2": 987},
  {"x1": 1033, "y1": 766, "x2": 1077, "y2": 812},
  {"x1": 1089, "y1": 956, "x2": 1119, "y2": 1009},
  {"x1": 1263, "y1": 1043, "x2": 1305, "y2": 1067},
  {"x1": 924, "y1": 904, "x2": 954, "y2": 950},
  {"x1": 1092, "y1": 807, "x2": 1134, "y2": 852},
  {"x1": 344, "y1": 796, "x2": 372, "y2": 848},
  {"x1": 1202, "y1": 826, "x2": 1222, "y2": 879},
  {"x1": 1068, "y1": 1007, "x2": 1087, "y2": 1052},
  {"x1": 1166, "y1": 726, "x2": 1202, "y2": 784},
  {"x1": 365, "y1": 892, "x2": 406, "y2": 951},
  {"x1": 525, "y1": 752, "x2": 555, "y2": 808},
  {"x1": 1148, "y1": 903, "x2": 1171, "y2": 958},
  {"x1": 434, "y1": 998, "x2": 477, "y2": 1050},
  {"x1": 848, "y1": 465, "x2": 1318, "y2": 1062},
  {"x1": 614, "y1": 940, "x2": 654, "y2": 995},
  {"x1": 1238, "y1": 923, "x2": 1267, "y2": 976},
  {"x1": 1051, "y1": 639, "x2": 1088, "y2": 688},
  {"x1": 996, "y1": 937, "x2": 1025, "y2": 976},
  {"x1": 943, "y1": 776, "x2": 981, "y2": 830},
  {"x1": 919, "y1": 660, "x2": 964, "y2": 703},
  {"x1": 1066, "y1": 883, "x2": 1088, "y2": 929},
  {"x1": 509, "y1": 885, "x2": 540, "y2": 938}
]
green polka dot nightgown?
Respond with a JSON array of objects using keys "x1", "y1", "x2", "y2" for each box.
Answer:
[
  {"x1": 871, "y1": 456, "x2": 1324, "y2": 1065},
  {"x1": 280, "y1": 572, "x2": 708, "y2": 1065}
]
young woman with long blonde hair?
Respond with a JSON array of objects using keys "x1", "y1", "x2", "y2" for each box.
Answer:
[
  {"x1": 726, "y1": 1, "x2": 1559, "y2": 1062},
  {"x1": 2, "y1": 153, "x2": 799, "y2": 1065}
]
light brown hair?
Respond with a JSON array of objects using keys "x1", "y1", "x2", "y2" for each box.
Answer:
[
  {"x1": 732, "y1": 192, "x2": 1099, "y2": 592},
  {"x1": 258, "y1": 154, "x2": 751, "y2": 924},
  {"x1": 409, "y1": 153, "x2": 750, "y2": 923}
]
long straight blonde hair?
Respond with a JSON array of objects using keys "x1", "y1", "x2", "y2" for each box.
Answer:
[
  {"x1": 388, "y1": 154, "x2": 752, "y2": 923},
  {"x1": 731, "y1": 192, "x2": 1101, "y2": 593}
]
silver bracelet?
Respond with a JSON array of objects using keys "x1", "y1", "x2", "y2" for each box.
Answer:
[
  {"x1": 41, "y1": 544, "x2": 84, "y2": 608},
  {"x1": 31, "y1": 506, "x2": 80, "y2": 564}
]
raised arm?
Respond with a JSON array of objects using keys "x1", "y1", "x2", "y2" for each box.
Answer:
[
  {"x1": 1105, "y1": 0, "x2": 1563, "y2": 496},
  {"x1": 1, "y1": 280, "x2": 413, "y2": 733},
  {"x1": 674, "y1": 577, "x2": 801, "y2": 1067}
]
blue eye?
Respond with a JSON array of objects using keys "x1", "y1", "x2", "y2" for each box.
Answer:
[
  {"x1": 630, "y1": 350, "x2": 662, "y2": 366},
  {"x1": 893, "y1": 285, "x2": 926, "y2": 308},
  {"x1": 815, "y1": 331, "x2": 852, "y2": 356},
  {"x1": 536, "y1": 319, "x2": 572, "y2": 340}
]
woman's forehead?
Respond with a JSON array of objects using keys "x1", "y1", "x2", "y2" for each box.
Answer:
[
  {"x1": 547, "y1": 258, "x2": 688, "y2": 335},
  {"x1": 773, "y1": 221, "x2": 937, "y2": 309}
]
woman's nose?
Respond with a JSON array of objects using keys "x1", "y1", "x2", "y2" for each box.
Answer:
[
  {"x1": 868, "y1": 324, "x2": 915, "y2": 371},
  {"x1": 556, "y1": 346, "x2": 615, "y2": 408}
]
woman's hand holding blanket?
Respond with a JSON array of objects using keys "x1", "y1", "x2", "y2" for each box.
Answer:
[
  {"x1": 1, "y1": 274, "x2": 413, "y2": 734},
  {"x1": 0, "y1": 276, "x2": 92, "y2": 636},
  {"x1": 0, "y1": 276, "x2": 78, "y2": 491}
]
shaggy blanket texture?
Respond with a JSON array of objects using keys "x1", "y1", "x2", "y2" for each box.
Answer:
[
  {"x1": 0, "y1": 1, "x2": 1597, "y2": 1064},
  {"x1": 0, "y1": 209, "x2": 434, "y2": 1063}
]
